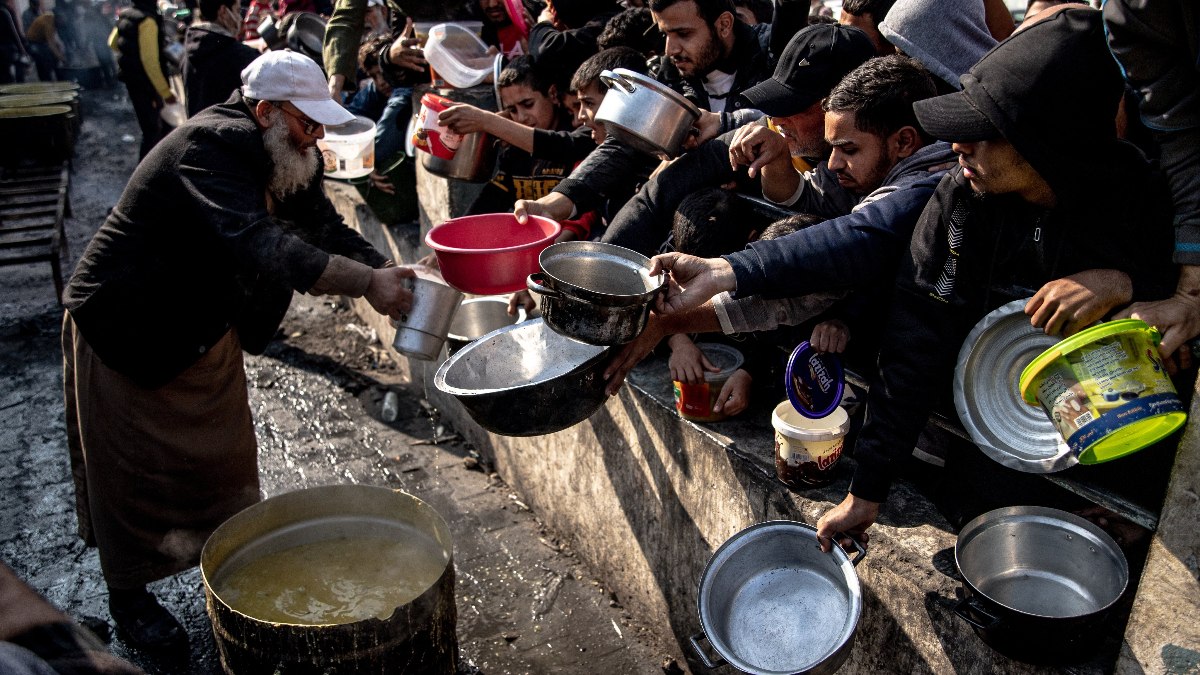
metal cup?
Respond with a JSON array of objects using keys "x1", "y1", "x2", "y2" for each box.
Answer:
[{"x1": 392, "y1": 276, "x2": 464, "y2": 360}]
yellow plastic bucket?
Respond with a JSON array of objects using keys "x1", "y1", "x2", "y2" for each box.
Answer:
[{"x1": 1018, "y1": 319, "x2": 1185, "y2": 464}]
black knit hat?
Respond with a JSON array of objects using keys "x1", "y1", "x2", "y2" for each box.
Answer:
[
  {"x1": 737, "y1": 24, "x2": 875, "y2": 117},
  {"x1": 913, "y1": 9, "x2": 1123, "y2": 191}
]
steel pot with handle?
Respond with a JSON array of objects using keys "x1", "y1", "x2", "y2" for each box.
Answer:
[
  {"x1": 692, "y1": 521, "x2": 865, "y2": 675},
  {"x1": 419, "y1": 130, "x2": 498, "y2": 182},
  {"x1": 596, "y1": 68, "x2": 700, "y2": 159},
  {"x1": 953, "y1": 505, "x2": 1128, "y2": 664},
  {"x1": 526, "y1": 241, "x2": 664, "y2": 346}
]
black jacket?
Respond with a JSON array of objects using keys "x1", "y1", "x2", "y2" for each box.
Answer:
[
  {"x1": 848, "y1": 154, "x2": 1177, "y2": 502},
  {"x1": 181, "y1": 23, "x2": 260, "y2": 117},
  {"x1": 64, "y1": 92, "x2": 387, "y2": 388},
  {"x1": 114, "y1": 5, "x2": 165, "y2": 92}
]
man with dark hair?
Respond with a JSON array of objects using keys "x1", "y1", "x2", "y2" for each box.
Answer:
[
  {"x1": 839, "y1": 0, "x2": 896, "y2": 55},
  {"x1": 109, "y1": 0, "x2": 177, "y2": 157},
  {"x1": 604, "y1": 53, "x2": 955, "y2": 389},
  {"x1": 596, "y1": 7, "x2": 661, "y2": 55},
  {"x1": 181, "y1": 0, "x2": 259, "y2": 116},
  {"x1": 529, "y1": 0, "x2": 621, "y2": 85},
  {"x1": 62, "y1": 51, "x2": 416, "y2": 654}
]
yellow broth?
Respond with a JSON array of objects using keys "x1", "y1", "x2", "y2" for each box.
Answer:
[{"x1": 213, "y1": 535, "x2": 447, "y2": 625}]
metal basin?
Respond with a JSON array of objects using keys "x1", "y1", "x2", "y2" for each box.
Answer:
[
  {"x1": 527, "y1": 242, "x2": 664, "y2": 346},
  {"x1": 596, "y1": 68, "x2": 700, "y2": 159},
  {"x1": 953, "y1": 506, "x2": 1128, "y2": 662},
  {"x1": 434, "y1": 319, "x2": 610, "y2": 436},
  {"x1": 446, "y1": 297, "x2": 525, "y2": 355},
  {"x1": 693, "y1": 521, "x2": 864, "y2": 675}
]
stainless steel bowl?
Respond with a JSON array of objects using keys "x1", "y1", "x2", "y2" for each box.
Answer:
[
  {"x1": 433, "y1": 319, "x2": 610, "y2": 436},
  {"x1": 420, "y1": 130, "x2": 497, "y2": 182},
  {"x1": 693, "y1": 521, "x2": 864, "y2": 675},
  {"x1": 445, "y1": 297, "x2": 525, "y2": 355}
]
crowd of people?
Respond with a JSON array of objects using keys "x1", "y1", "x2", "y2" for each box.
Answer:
[{"x1": 1, "y1": 0, "x2": 1196, "y2": 670}]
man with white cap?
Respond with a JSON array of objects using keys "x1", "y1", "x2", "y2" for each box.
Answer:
[{"x1": 61, "y1": 50, "x2": 416, "y2": 655}]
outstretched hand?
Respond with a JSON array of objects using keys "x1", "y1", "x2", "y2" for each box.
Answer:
[
  {"x1": 648, "y1": 253, "x2": 737, "y2": 315},
  {"x1": 1025, "y1": 268, "x2": 1132, "y2": 337},
  {"x1": 815, "y1": 493, "x2": 880, "y2": 553},
  {"x1": 604, "y1": 315, "x2": 666, "y2": 395}
]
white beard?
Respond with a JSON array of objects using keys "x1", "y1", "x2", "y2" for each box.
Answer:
[{"x1": 263, "y1": 112, "x2": 320, "y2": 199}]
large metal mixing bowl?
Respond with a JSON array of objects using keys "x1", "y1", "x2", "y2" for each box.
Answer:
[{"x1": 433, "y1": 319, "x2": 610, "y2": 436}]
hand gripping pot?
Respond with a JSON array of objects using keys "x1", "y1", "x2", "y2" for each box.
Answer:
[
  {"x1": 526, "y1": 241, "x2": 665, "y2": 346},
  {"x1": 595, "y1": 68, "x2": 700, "y2": 159},
  {"x1": 692, "y1": 521, "x2": 865, "y2": 675}
]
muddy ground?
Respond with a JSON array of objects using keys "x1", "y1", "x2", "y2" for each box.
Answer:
[{"x1": 0, "y1": 88, "x2": 677, "y2": 674}]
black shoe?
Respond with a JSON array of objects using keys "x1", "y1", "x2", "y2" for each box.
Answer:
[{"x1": 108, "y1": 588, "x2": 189, "y2": 655}]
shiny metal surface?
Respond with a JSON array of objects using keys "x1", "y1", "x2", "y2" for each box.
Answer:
[
  {"x1": 446, "y1": 297, "x2": 524, "y2": 354},
  {"x1": 434, "y1": 319, "x2": 610, "y2": 436},
  {"x1": 539, "y1": 241, "x2": 663, "y2": 301},
  {"x1": 393, "y1": 277, "x2": 464, "y2": 360},
  {"x1": 420, "y1": 130, "x2": 498, "y2": 182},
  {"x1": 956, "y1": 506, "x2": 1128, "y2": 619},
  {"x1": 954, "y1": 299, "x2": 1075, "y2": 473},
  {"x1": 596, "y1": 68, "x2": 701, "y2": 159},
  {"x1": 697, "y1": 521, "x2": 861, "y2": 675}
]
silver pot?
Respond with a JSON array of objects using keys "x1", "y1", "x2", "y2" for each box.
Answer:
[
  {"x1": 526, "y1": 241, "x2": 664, "y2": 346},
  {"x1": 953, "y1": 506, "x2": 1128, "y2": 662},
  {"x1": 692, "y1": 521, "x2": 865, "y2": 674},
  {"x1": 596, "y1": 68, "x2": 700, "y2": 159},
  {"x1": 433, "y1": 318, "x2": 611, "y2": 436},
  {"x1": 419, "y1": 130, "x2": 498, "y2": 182},
  {"x1": 445, "y1": 297, "x2": 526, "y2": 355}
]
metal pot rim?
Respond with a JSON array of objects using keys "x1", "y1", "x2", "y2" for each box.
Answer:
[
  {"x1": 696, "y1": 520, "x2": 862, "y2": 674},
  {"x1": 537, "y1": 241, "x2": 666, "y2": 302},
  {"x1": 954, "y1": 505, "x2": 1129, "y2": 619},
  {"x1": 433, "y1": 319, "x2": 608, "y2": 397}
]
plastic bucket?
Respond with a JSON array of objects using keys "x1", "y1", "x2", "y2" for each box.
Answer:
[
  {"x1": 414, "y1": 94, "x2": 461, "y2": 161},
  {"x1": 318, "y1": 115, "x2": 376, "y2": 180},
  {"x1": 673, "y1": 343, "x2": 744, "y2": 422},
  {"x1": 1018, "y1": 319, "x2": 1186, "y2": 464},
  {"x1": 424, "y1": 23, "x2": 493, "y2": 88},
  {"x1": 772, "y1": 402, "x2": 849, "y2": 488}
]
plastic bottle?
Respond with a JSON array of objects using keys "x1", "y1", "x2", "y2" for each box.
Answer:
[{"x1": 381, "y1": 391, "x2": 399, "y2": 423}]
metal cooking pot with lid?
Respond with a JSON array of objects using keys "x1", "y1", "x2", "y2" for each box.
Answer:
[
  {"x1": 596, "y1": 68, "x2": 701, "y2": 159},
  {"x1": 527, "y1": 241, "x2": 665, "y2": 346},
  {"x1": 953, "y1": 505, "x2": 1128, "y2": 663},
  {"x1": 693, "y1": 521, "x2": 865, "y2": 675}
]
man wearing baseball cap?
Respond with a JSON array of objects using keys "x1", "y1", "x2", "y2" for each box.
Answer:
[
  {"x1": 61, "y1": 50, "x2": 415, "y2": 654},
  {"x1": 811, "y1": 8, "x2": 1177, "y2": 551}
]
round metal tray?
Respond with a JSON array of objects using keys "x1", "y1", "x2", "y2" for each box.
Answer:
[{"x1": 953, "y1": 299, "x2": 1076, "y2": 473}]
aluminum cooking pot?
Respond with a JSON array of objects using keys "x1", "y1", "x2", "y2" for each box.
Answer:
[
  {"x1": 596, "y1": 68, "x2": 701, "y2": 159},
  {"x1": 433, "y1": 318, "x2": 611, "y2": 436},
  {"x1": 445, "y1": 297, "x2": 526, "y2": 355},
  {"x1": 953, "y1": 505, "x2": 1128, "y2": 663},
  {"x1": 419, "y1": 130, "x2": 498, "y2": 182},
  {"x1": 693, "y1": 521, "x2": 865, "y2": 675},
  {"x1": 526, "y1": 241, "x2": 664, "y2": 346}
]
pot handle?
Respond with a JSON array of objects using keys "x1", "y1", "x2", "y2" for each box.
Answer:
[
  {"x1": 688, "y1": 631, "x2": 727, "y2": 669},
  {"x1": 952, "y1": 595, "x2": 1002, "y2": 632},
  {"x1": 527, "y1": 273, "x2": 561, "y2": 298},
  {"x1": 835, "y1": 531, "x2": 867, "y2": 566},
  {"x1": 599, "y1": 69, "x2": 636, "y2": 94}
]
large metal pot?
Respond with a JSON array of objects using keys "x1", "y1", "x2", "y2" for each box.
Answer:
[
  {"x1": 445, "y1": 297, "x2": 526, "y2": 355},
  {"x1": 596, "y1": 68, "x2": 700, "y2": 159},
  {"x1": 419, "y1": 130, "x2": 498, "y2": 182},
  {"x1": 953, "y1": 506, "x2": 1128, "y2": 663},
  {"x1": 433, "y1": 318, "x2": 611, "y2": 436},
  {"x1": 692, "y1": 521, "x2": 865, "y2": 675},
  {"x1": 526, "y1": 241, "x2": 664, "y2": 346},
  {"x1": 201, "y1": 485, "x2": 458, "y2": 674}
]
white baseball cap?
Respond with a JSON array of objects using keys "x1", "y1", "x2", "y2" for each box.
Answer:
[{"x1": 241, "y1": 50, "x2": 355, "y2": 126}]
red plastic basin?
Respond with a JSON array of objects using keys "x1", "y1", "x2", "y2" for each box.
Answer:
[{"x1": 426, "y1": 214, "x2": 561, "y2": 294}]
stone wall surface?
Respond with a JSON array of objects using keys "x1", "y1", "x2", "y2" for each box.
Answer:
[{"x1": 324, "y1": 168, "x2": 1199, "y2": 674}]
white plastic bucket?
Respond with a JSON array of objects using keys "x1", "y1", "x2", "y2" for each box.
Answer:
[
  {"x1": 772, "y1": 402, "x2": 849, "y2": 488},
  {"x1": 318, "y1": 115, "x2": 376, "y2": 180}
]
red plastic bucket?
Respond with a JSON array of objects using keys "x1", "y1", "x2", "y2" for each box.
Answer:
[
  {"x1": 414, "y1": 93, "x2": 462, "y2": 161},
  {"x1": 426, "y1": 214, "x2": 561, "y2": 294}
]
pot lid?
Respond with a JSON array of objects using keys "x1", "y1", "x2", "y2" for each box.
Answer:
[
  {"x1": 785, "y1": 341, "x2": 844, "y2": 419},
  {"x1": 0, "y1": 105, "x2": 71, "y2": 119},
  {"x1": 953, "y1": 298, "x2": 1075, "y2": 473}
]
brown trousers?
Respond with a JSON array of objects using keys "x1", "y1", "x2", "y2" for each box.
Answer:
[{"x1": 62, "y1": 313, "x2": 260, "y2": 589}]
